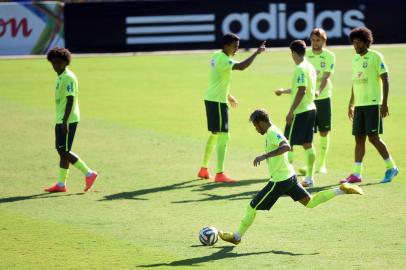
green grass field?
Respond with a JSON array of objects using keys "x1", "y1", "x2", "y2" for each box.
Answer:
[{"x1": 0, "y1": 45, "x2": 405, "y2": 270}]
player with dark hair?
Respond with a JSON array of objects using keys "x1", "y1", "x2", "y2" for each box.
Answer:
[
  {"x1": 197, "y1": 33, "x2": 266, "y2": 183},
  {"x1": 340, "y1": 27, "x2": 398, "y2": 184},
  {"x1": 274, "y1": 40, "x2": 318, "y2": 187},
  {"x1": 299, "y1": 28, "x2": 336, "y2": 176},
  {"x1": 44, "y1": 47, "x2": 98, "y2": 192},
  {"x1": 217, "y1": 109, "x2": 363, "y2": 245}
]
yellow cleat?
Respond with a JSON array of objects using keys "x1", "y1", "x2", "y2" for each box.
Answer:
[
  {"x1": 218, "y1": 231, "x2": 241, "y2": 245},
  {"x1": 339, "y1": 183, "x2": 364, "y2": 195}
]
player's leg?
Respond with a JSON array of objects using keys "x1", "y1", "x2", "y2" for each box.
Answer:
[
  {"x1": 284, "y1": 119, "x2": 295, "y2": 164},
  {"x1": 214, "y1": 102, "x2": 234, "y2": 183},
  {"x1": 340, "y1": 107, "x2": 365, "y2": 183},
  {"x1": 45, "y1": 124, "x2": 69, "y2": 192},
  {"x1": 198, "y1": 101, "x2": 220, "y2": 179},
  {"x1": 219, "y1": 180, "x2": 287, "y2": 245},
  {"x1": 299, "y1": 110, "x2": 316, "y2": 187},
  {"x1": 364, "y1": 105, "x2": 398, "y2": 182},
  {"x1": 317, "y1": 98, "x2": 332, "y2": 173}
]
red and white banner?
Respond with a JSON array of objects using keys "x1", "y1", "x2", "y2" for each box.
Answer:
[{"x1": 0, "y1": 2, "x2": 64, "y2": 55}]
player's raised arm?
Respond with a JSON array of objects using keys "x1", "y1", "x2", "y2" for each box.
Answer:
[{"x1": 233, "y1": 41, "x2": 266, "y2": 71}]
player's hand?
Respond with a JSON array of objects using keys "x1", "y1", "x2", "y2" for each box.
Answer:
[
  {"x1": 286, "y1": 112, "x2": 294, "y2": 125},
  {"x1": 253, "y1": 154, "x2": 267, "y2": 167},
  {"x1": 256, "y1": 41, "x2": 266, "y2": 54},
  {"x1": 348, "y1": 105, "x2": 354, "y2": 121},
  {"x1": 315, "y1": 90, "x2": 320, "y2": 97},
  {"x1": 381, "y1": 104, "x2": 389, "y2": 118},
  {"x1": 275, "y1": 89, "x2": 284, "y2": 96},
  {"x1": 228, "y1": 96, "x2": 238, "y2": 108},
  {"x1": 61, "y1": 122, "x2": 68, "y2": 135}
]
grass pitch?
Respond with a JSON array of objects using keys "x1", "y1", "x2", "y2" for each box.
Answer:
[{"x1": 0, "y1": 45, "x2": 405, "y2": 269}]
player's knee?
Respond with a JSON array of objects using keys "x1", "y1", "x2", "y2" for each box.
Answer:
[{"x1": 367, "y1": 135, "x2": 380, "y2": 144}]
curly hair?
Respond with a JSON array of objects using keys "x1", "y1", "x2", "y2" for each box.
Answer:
[
  {"x1": 223, "y1": 33, "x2": 240, "y2": 46},
  {"x1": 349, "y1": 27, "x2": 373, "y2": 47},
  {"x1": 249, "y1": 109, "x2": 270, "y2": 124},
  {"x1": 47, "y1": 47, "x2": 71, "y2": 64}
]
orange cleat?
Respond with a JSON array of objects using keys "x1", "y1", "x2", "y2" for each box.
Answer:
[
  {"x1": 84, "y1": 171, "x2": 98, "y2": 192},
  {"x1": 215, "y1": 173, "x2": 236, "y2": 183},
  {"x1": 198, "y1": 167, "x2": 212, "y2": 179},
  {"x1": 45, "y1": 183, "x2": 67, "y2": 193}
]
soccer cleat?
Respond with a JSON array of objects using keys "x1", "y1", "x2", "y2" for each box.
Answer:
[
  {"x1": 300, "y1": 178, "x2": 315, "y2": 188},
  {"x1": 339, "y1": 174, "x2": 362, "y2": 184},
  {"x1": 339, "y1": 183, "x2": 364, "y2": 195},
  {"x1": 316, "y1": 166, "x2": 328, "y2": 174},
  {"x1": 218, "y1": 231, "x2": 241, "y2": 245},
  {"x1": 298, "y1": 166, "x2": 307, "y2": 175},
  {"x1": 380, "y1": 167, "x2": 399, "y2": 183},
  {"x1": 84, "y1": 171, "x2": 98, "y2": 192},
  {"x1": 198, "y1": 167, "x2": 212, "y2": 179},
  {"x1": 44, "y1": 183, "x2": 67, "y2": 193},
  {"x1": 215, "y1": 173, "x2": 236, "y2": 183}
]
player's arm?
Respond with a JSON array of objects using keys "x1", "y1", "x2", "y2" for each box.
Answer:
[
  {"x1": 228, "y1": 94, "x2": 238, "y2": 108},
  {"x1": 275, "y1": 88, "x2": 291, "y2": 96},
  {"x1": 286, "y1": 86, "x2": 305, "y2": 124},
  {"x1": 380, "y1": 72, "x2": 389, "y2": 117},
  {"x1": 62, "y1": 96, "x2": 73, "y2": 134},
  {"x1": 233, "y1": 41, "x2": 266, "y2": 71},
  {"x1": 348, "y1": 86, "x2": 354, "y2": 120},
  {"x1": 316, "y1": 72, "x2": 331, "y2": 97},
  {"x1": 253, "y1": 141, "x2": 291, "y2": 167}
]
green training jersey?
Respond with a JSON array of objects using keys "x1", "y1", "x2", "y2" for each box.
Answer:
[
  {"x1": 55, "y1": 68, "x2": 80, "y2": 124},
  {"x1": 352, "y1": 49, "x2": 388, "y2": 107},
  {"x1": 291, "y1": 59, "x2": 317, "y2": 114},
  {"x1": 265, "y1": 125, "x2": 295, "y2": 182},
  {"x1": 306, "y1": 48, "x2": 335, "y2": 100},
  {"x1": 204, "y1": 50, "x2": 236, "y2": 104}
]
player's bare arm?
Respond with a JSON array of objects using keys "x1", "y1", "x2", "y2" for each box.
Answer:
[
  {"x1": 233, "y1": 41, "x2": 266, "y2": 71},
  {"x1": 253, "y1": 141, "x2": 291, "y2": 167},
  {"x1": 380, "y1": 72, "x2": 389, "y2": 117}
]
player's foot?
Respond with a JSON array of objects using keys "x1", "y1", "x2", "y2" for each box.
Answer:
[
  {"x1": 316, "y1": 165, "x2": 328, "y2": 174},
  {"x1": 44, "y1": 183, "x2": 67, "y2": 193},
  {"x1": 339, "y1": 183, "x2": 364, "y2": 195},
  {"x1": 84, "y1": 171, "x2": 98, "y2": 192},
  {"x1": 300, "y1": 178, "x2": 314, "y2": 188},
  {"x1": 298, "y1": 166, "x2": 307, "y2": 175},
  {"x1": 381, "y1": 167, "x2": 399, "y2": 183},
  {"x1": 218, "y1": 231, "x2": 241, "y2": 245},
  {"x1": 339, "y1": 174, "x2": 362, "y2": 184},
  {"x1": 215, "y1": 173, "x2": 236, "y2": 183},
  {"x1": 198, "y1": 167, "x2": 212, "y2": 179}
]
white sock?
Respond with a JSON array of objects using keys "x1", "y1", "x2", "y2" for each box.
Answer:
[
  {"x1": 334, "y1": 187, "x2": 345, "y2": 195},
  {"x1": 234, "y1": 232, "x2": 241, "y2": 241}
]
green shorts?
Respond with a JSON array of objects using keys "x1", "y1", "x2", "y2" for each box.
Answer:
[
  {"x1": 314, "y1": 98, "x2": 331, "y2": 132},
  {"x1": 352, "y1": 105, "x2": 383, "y2": 136}
]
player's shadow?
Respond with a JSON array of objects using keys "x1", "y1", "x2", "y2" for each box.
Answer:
[
  {"x1": 99, "y1": 179, "x2": 202, "y2": 201},
  {"x1": 0, "y1": 192, "x2": 84, "y2": 204},
  {"x1": 194, "y1": 178, "x2": 267, "y2": 192},
  {"x1": 173, "y1": 190, "x2": 256, "y2": 204},
  {"x1": 137, "y1": 246, "x2": 319, "y2": 267}
]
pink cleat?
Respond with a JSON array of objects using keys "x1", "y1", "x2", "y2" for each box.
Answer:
[
  {"x1": 84, "y1": 171, "x2": 98, "y2": 192},
  {"x1": 215, "y1": 173, "x2": 236, "y2": 183},
  {"x1": 45, "y1": 183, "x2": 67, "y2": 193},
  {"x1": 339, "y1": 174, "x2": 362, "y2": 184},
  {"x1": 198, "y1": 167, "x2": 212, "y2": 179}
]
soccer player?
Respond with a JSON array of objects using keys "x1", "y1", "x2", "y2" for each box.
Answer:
[
  {"x1": 197, "y1": 33, "x2": 266, "y2": 183},
  {"x1": 274, "y1": 40, "x2": 317, "y2": 187},
  {"x1": 340, "y1": 27, "x2": 399, "y2": 184},
  {"x1": 44, "y1": 47, "x2": 98, "y2": 192},
  {"x1": 298, "y1": 28, "x2": 335, "y2": 175},
  {"x1": 218, "y1": 109, "x2": 363, "y2": 245}
]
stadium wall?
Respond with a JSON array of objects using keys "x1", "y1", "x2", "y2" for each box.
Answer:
[{"x1": 0, "y1": 1, "x2": 64, "y2": 55}]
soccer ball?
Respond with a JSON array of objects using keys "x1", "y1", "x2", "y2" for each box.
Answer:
[{"x1": 199, "y1": 226, "x2": 218, "y2": 246}]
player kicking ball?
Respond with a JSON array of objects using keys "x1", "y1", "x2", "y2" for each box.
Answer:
[
  {"x1": 44, "y1": 47, "x2": 98, "y2": 193},
  {"x1": 218, "y1": 109, "x2": 363, "y2": 245}
]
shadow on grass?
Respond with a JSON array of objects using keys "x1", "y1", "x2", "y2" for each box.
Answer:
[
  {"x1": 137, "y1": 246, "x2": 319, "y2": 267},
  {"x1": 100, "y1": 178, "x2": 266, "y2": 202},
  {"x1": 0, "y1": 192, "x2": 85, "y2": 204}
]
